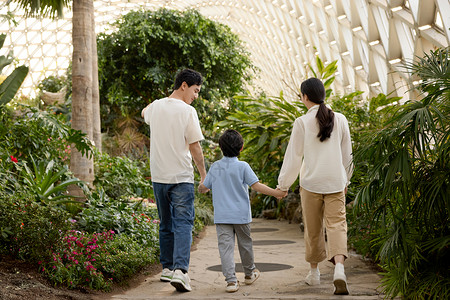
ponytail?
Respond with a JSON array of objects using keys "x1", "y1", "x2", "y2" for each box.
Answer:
[
  {"x1": 316, "y1": 103, "x2": 334, "y2": 142},
  {"x1": 300, "y1": 77, "x2": 335, "y2": 142}
]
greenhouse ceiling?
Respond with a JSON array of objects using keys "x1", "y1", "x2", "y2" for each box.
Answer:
[{"x1": 1, "y1": 0, "x2": 449, "y2": 101}]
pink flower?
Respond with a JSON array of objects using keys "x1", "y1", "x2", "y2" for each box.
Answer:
[{"x1": 10, "y1": 156, "x2": 18, "y2": 163}]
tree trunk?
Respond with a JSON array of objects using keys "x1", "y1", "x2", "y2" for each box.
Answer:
[
  {"x1": 70, "y1": 0, "x2": 94, "y2": 187},
  {"x1": 91, "y1": 0, "x2": 101, "y2": 152}
]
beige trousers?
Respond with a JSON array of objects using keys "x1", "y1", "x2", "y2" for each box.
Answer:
[{"x1": 300, "y1": 187, "x2": 348, "y2": 264}]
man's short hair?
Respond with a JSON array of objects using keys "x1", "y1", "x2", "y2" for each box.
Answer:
[
  {"x1": 174, "y1": 69, "x2": 203, "y2": 90},
  {"x1": 219, "y1": 129, "x2": 244, "y2": 157}
]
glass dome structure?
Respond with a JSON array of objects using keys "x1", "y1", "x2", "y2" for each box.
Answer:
[{"x1": 1, "y1": 0, "x2": 449, "y2": 101}]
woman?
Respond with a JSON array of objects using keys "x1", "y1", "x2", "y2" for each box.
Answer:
[{"x1": 277, "y1": 77, "x2": 353, "y2": 295}]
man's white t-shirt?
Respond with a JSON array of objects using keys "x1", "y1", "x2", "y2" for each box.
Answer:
[{"x1": 143, "y1": 97, "x2": 204, "y2": 184}]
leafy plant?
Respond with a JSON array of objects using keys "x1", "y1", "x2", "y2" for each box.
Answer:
[
  {"x1": 93, "y1": 151, "x2": 153, "y2": 199},
  {"x1": 0, "y1": 106, "x2": 92, "y2": 168},
  {"x1": 354, "y1": 47, "x2": 450, "y2": 299},
  {"x1": 97, "y1": 8, "x2": 254, "y2": 152},
  {"x1": 0, "y1": 33, "x2": 29, "y2": 106},
  {"x1": 0, "y1": 190, "x2": 72, "y2": 262},
  {"x1": 76, "y1": 189, "x2": 159, "y2": 248},
  {"x1": 18, "y1": 156, "x2": 84, "y2": 205}
]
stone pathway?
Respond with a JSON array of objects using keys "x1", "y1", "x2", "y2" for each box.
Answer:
[{"x1": 95, "y1": 218, "x2": 384, "y2": 299}]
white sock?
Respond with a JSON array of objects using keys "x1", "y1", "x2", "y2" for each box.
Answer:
[
  {"x1": 310, "y1": 267, "x2": 320, "y2": 274},
  {"x1": 334, "y1": 263, "x2": 345, "y2": 274}
]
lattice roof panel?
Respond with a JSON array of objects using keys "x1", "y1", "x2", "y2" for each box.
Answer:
[{"x1": 0, "y1": 0, "x2": 448, "y2": 101}]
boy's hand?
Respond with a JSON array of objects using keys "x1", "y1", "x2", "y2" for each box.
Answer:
[
  {"x1": 198, "y1": 183, "x2": 210, "y2": 194},
  {"x1": 275, "y1": 188, "x2": 288, "y2": 200}
]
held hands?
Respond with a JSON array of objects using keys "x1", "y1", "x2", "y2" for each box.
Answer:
[
  {"x1": 198, "y1": 183, "x2": 210, "y2": 194},
  {"x1": 274, "y1": 188, "x2": 288, "y2": 200}
]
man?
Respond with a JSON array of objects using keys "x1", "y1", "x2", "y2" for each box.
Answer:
[{"x1": 141, "y1": 69, "x2": 207, "y2": 292}]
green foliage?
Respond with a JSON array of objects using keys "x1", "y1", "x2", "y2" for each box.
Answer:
[
  {"x1": 16, "y1": 156, "x2": 84, "y2": 205},
  {"x1": 97, "y1": 8, "x2": 253, "y2": 143},
  {"x1": 0, "y1": 190, "x2": 72, "y2": 262},
  {"x1": 0, "y1": 33, "x2": 29, "y2": 106},
  {"x1": 12, "y1": 0, "x2": 71, "y2": 19},
  {"x1": 95, "y1": 233, "x2": 157, "y2": 283},
  {"x1": 306, "y1": 55, "x2": 338, "y2": 98},
  {"x1": 76, "y1": 189, "x2": 159, "y2": 248},
  {"x1": 38, "y1": 74, "x2": 66, "y2": 93},
  {"x1": 0, "y1": 106, "x2": 92, "y2": 167},
  {"x1": 94, "y1": 151, "x2": 153, "y2": 199},
  {"x1": 354, "y1": 47, "x2": 450, "y2": 299}
]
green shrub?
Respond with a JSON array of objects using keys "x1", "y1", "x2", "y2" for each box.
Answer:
[
  {"x1": 0, "y1": 106, "x2": 92, "y2": 169},
  {"x1": 94, "y1": 151, "x2": 153, "y2": 199},
  {"x1": 96, "y1": 234, "x2": 158, "y2": 283},
  {"x1": 0, "y1": 191, "x2": 72, "y2": 262},
  {"x1": 76, "y1": 189, "x2": 159, "y2": 248},
  {"x1": 38, "y1": 75, "x2": 66, "y2": 93}
]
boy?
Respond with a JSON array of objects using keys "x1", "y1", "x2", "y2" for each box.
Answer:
[{"x1": 199, "y1": 129, "x2": 286, "y2": 293}]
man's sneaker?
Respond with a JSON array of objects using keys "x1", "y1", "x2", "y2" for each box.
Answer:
[
  {"x1": 170, "y1": 269, "x2": 192, "y2": 292},
  {"x1": 160, "y1": 268, "x2": 173, "y2": 282},
  {"x1": 333, "y1": 263, "x2": 349, "y2": 295},
  {"x1": 305, "y1": 268, "x2": 320, "y2": 286},
  {"x1": 226, "y1": 281, "x2": 239, "y2": 293},
  {"x1": 244, "y1": 268, "x2": 260, "y2": 285}
]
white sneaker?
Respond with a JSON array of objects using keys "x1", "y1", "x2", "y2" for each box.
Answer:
[
  {"x1": 305, "y1": 268, "x2": 320, "y2": 285},
  {"x1": 244, "y1": 268, "x2": 260, "y2": 285},
  {"x1": 226, "y1": 281, "x2": 239, "y2": 293},
  {"x1": 160, "y1": 268, "x2": 173, "y2": 282},
  {"x1": 333, "y1": 263, "x2": 349, "y2": 295},
  {"x1": 170, "y1": 269, "x2": 192, "y2": 292}
]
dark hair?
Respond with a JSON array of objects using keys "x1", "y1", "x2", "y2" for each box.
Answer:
[
  {"x1": 300, "y1": 77, "x2": 334, "y2": 142},
  {"x1": 219, "y1": 129, "x2": 244, "y2": 157},
  {"x1": 174, "y1": 69, "x2": 203, "y2": 90}
]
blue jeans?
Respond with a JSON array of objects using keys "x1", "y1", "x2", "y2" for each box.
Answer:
[{"x1": 153, "y1": 182, "x2": 195, "y2": 271}]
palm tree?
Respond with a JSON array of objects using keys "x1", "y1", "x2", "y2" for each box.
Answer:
[
  {"x1": 10, "y1": 0, "x2": 101, "y2": 188},
  {"x1": 354, "y1": 47, "x2": 450, "y2": 299}
]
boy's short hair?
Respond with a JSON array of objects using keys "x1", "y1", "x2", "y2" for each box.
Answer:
[
  {"x1": 219, "y1": 129, "x2": 244, "y2": 157},
  {"x1": 174, "y1": 69, "x2": 203, "y2": 90}
]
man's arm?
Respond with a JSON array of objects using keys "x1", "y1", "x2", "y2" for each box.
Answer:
[
  {"x1": 141, "y1": 103, "x2": 151, "y2": 118},
  {"x1": 189, "y1": 141, "x2": 207, "y2": 183}
]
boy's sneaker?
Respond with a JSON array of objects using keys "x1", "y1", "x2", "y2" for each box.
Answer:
[
  {"x1": 226, "y1": 281, "x2": 239, "y2": 293},
  {"x1": 160, "y1": 268, "x2": 173, "y2": 282},
  {"x1": 305, "y1": 268, "x2": 320, "y2": 286},
  {"x1": 244, "y1": 268, "x2": 260, "y2": 285},
  {"x1": 333, "y1": 264, "x2": 349, "y2": 295},
  {"x1": 170, "y1": 269, "x2": 192, "y2": 292}
]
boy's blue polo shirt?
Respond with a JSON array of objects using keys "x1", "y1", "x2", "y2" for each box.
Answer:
[{"x1": 203, "y1": 156, "x2": 259, "y2": 224}]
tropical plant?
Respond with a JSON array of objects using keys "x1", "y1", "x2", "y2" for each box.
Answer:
[
  {"x1": 0, "y1": 106, "x2": 92, "y2": 168},
  {"x1": 11, "y1": 0, "x2": 101, "y2": 184},
  {"x1": 17, "y1": 156, "x2": 85, "y2": 205},
  {"x1": 354, "y1": 47, "x2": 450, "y2": 299},
  {"x1": 0, "y1": 33, "x2": 29, "y2": 106},
  {"x1": 97, "y1": 8, "x2": 253, "y2": 144}
]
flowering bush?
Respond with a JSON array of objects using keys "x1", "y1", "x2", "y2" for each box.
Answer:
[
  {"x1": 43, "y1": 230, "x2": 114, "y2": 291},
  {"x1": 43, "y1": 229, "x2": 158, "y2": 291},
  {"x1": 0, "y1": 191, "x2": 71, "y2": 262}
]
